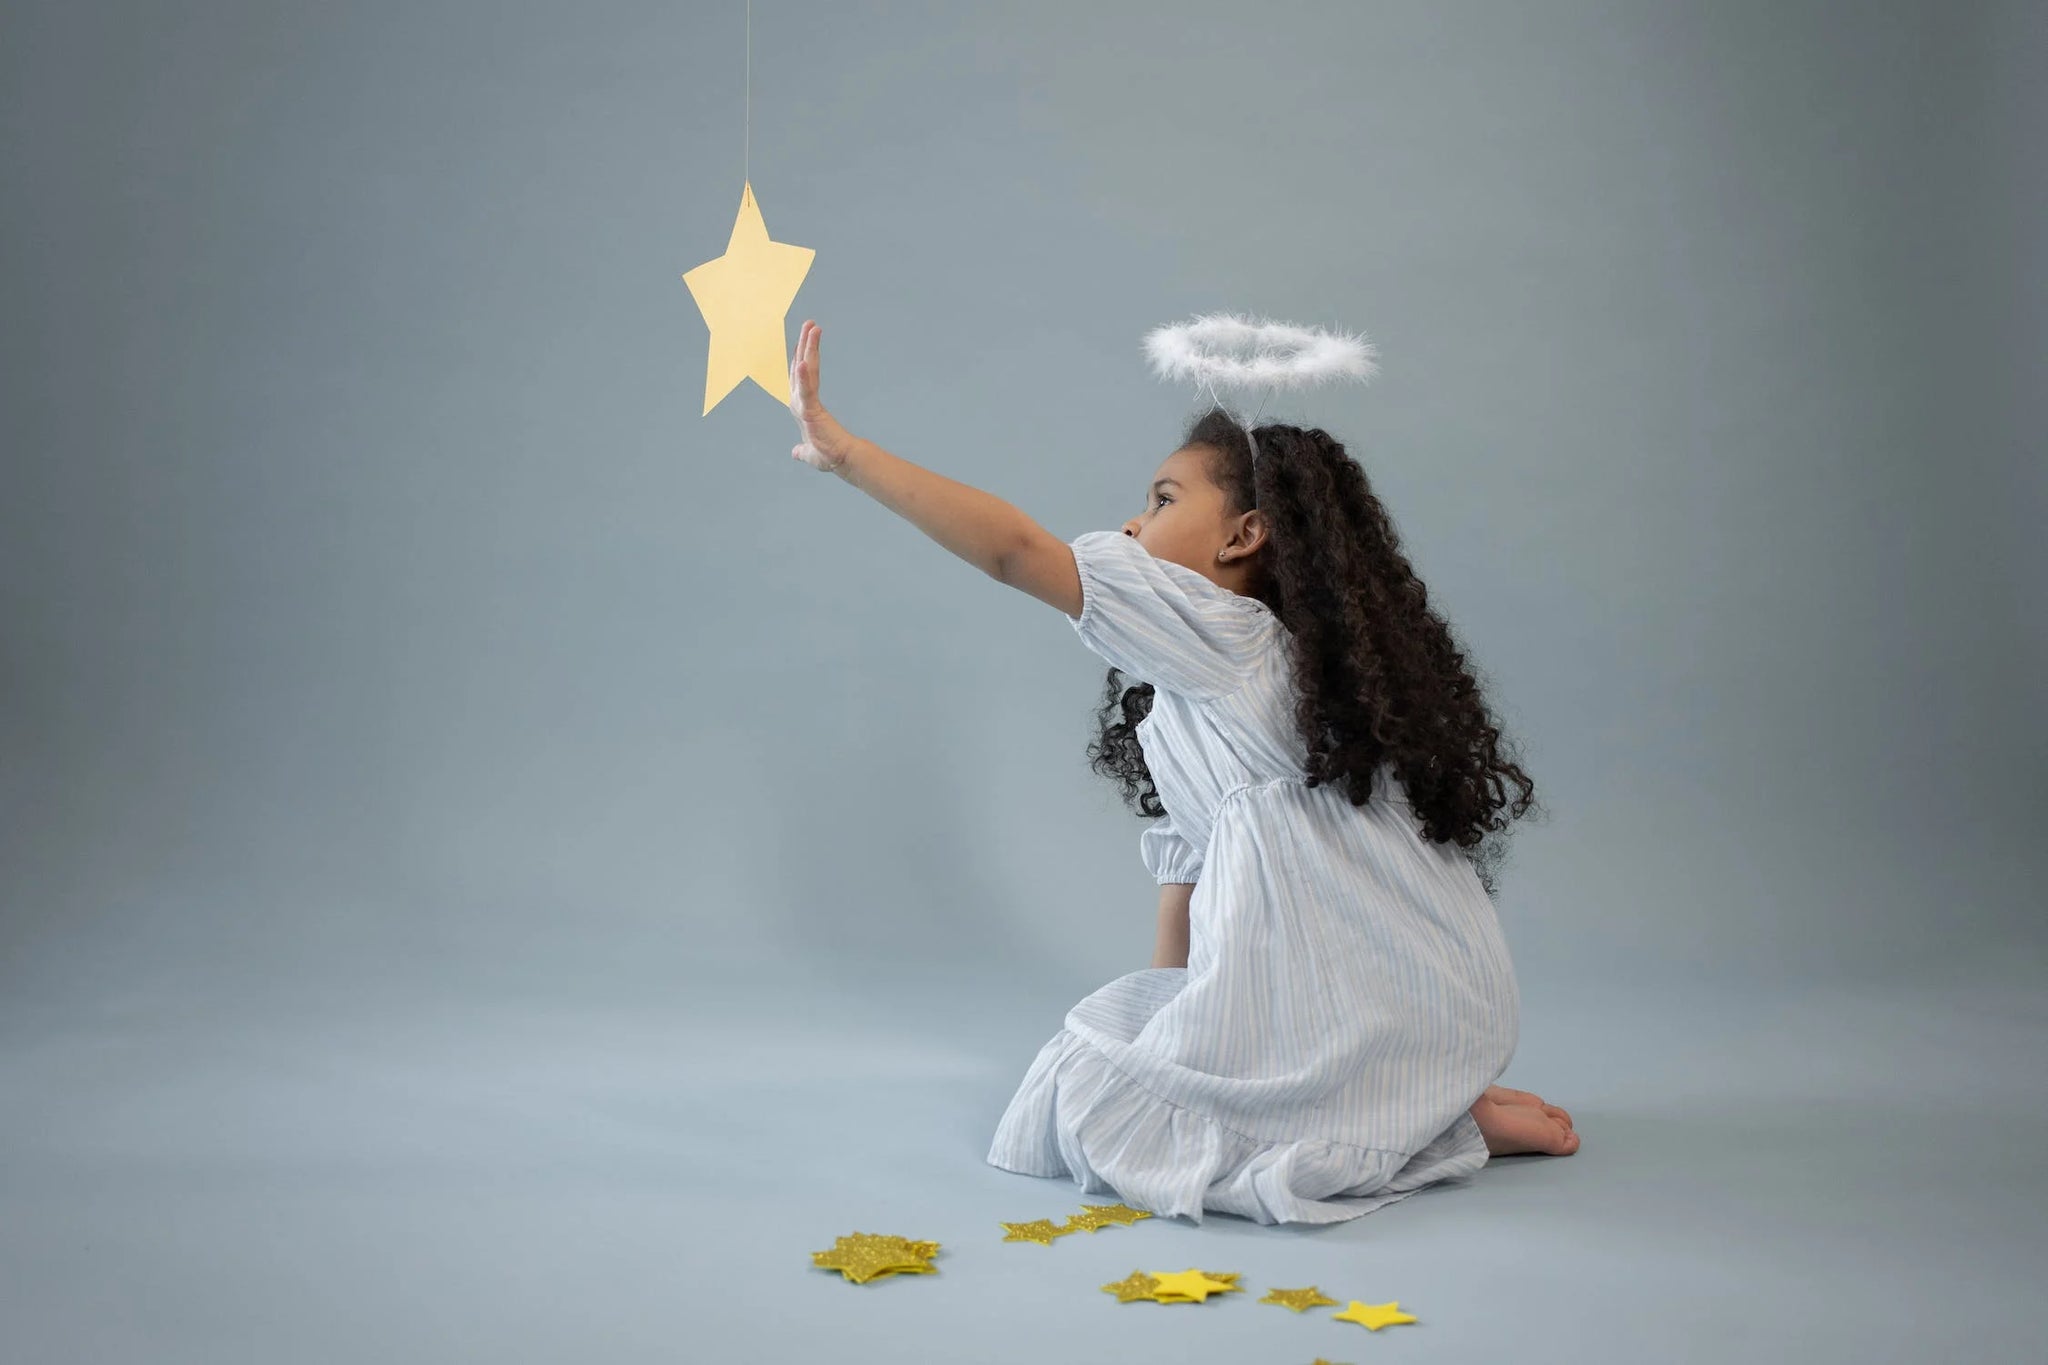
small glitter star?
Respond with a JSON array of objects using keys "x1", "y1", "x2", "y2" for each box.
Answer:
[
  {"x1": 1333, "y1": 1299, "x2": 1419, "y2": 1330},
  {"x1": 1083, "y1": 1202, "x2": 1153, "y2": 1226},
  {"x1": 999, "y1": 1218, "x2": 1073, "y2": 1246},
  {"x1": 1100, "y1": 1270, "x2": 1164, "y2": 1303},
  {"x1": 808, "y1": 1231, "x2": 940, "y2": 1284},
  {"x1": 1062, "y1": 1205, "x2": 1119, "y2": 1233},
  {"x1": 1260, "y1": 1284, "x2": 1340, "y2": 1312}
]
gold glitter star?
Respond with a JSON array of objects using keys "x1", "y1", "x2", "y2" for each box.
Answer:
[
  {"x1": 999, "y1": 1218, "x2": 1073, "y2": 1246},
  {"x1": 1061, "y1": 1206, "x2": 1116, "y2": 1233},
  {"x1": 1333, "y1": 1299, "x2": 1419, "y2": 1330},
  {"x1": 680, "y1": 181, "x2": 816, "y2": 415},
  {"x1": 1100, "y1": 1270, "x2": 1164, "y2": 1303},
  {"x1": 1082, "y1": 1202, "x2": 1153, "y2": 1226},
  {"x1": 1144, "y1": 1269, "x2": 1240, "y2": 1303},
  {"x1": 1310, "y1": 1359, "x2": 1354, "y2": 1365},
  {"x1": 808, "y1": 1231, "x2": 940, "y2": 1284},
  {"x1": 1260, "y1": 1284, "x2": 1340, "y2": 1312}
]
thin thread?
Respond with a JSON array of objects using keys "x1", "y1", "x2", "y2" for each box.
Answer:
[{"x1": 746, "y1": 3, "x2": 751, "y2": 184}]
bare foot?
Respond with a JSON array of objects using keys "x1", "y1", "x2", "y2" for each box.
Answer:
[
  {"x1": 1471, "y1": 1088, "x2": 1580, "y2": 1157},
  {"x1": 1482, "y1": 1083, "x2": 1573, "y2": 1131}
]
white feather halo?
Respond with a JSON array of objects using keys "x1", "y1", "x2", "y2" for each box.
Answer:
[{"x1": 1143, "y1": 312, "x2": 1379, "y2": 392}]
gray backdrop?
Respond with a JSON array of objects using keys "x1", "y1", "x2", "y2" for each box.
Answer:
[{"x1": 4, "y1": 2, "x2": 2042, "y2": 1362}]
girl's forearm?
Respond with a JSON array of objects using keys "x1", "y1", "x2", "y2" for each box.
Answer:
[
  {"x1": 832, "y1": 434, "x2": 1037, "y2": 580},
  {"x1": 1152, "y1": 883, "x2": 1193, "y2": 968}
]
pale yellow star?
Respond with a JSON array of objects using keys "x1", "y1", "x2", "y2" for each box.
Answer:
[
  {"x1": 681, "y1": 181, "x2": 815, "y2": 415},
  {"x1": 1332, "y1": 1299, "x2": 1419, "y2": 1330}
]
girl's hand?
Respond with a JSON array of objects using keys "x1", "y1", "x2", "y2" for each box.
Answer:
[{"x1": 789, "y1": 319, "x2": 856, "y2": 472}]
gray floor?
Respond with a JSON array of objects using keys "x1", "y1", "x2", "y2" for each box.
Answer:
[{"x1": 2, "y1": 960, "x2": 2042, "y2": 1364}]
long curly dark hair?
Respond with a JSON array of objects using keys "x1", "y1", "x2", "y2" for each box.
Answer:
[{"x1": 1084, "y1": 407, "x2": 1545, "y2": 899}]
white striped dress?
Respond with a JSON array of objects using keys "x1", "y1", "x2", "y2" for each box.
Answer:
[{"x1": 986, "y1": 529, "x2": 1521, "y2": 1225}]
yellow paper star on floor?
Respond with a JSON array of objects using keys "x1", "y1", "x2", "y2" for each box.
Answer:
[
  {"x1": 999, "y1": 1218, "x2": 1073, "y2": 1246},
  {"x1": 681, "y1": 180, "x2": 815, "y2": 415},
  {"x1": 1260, "y1": 1284, "x2": 1340, "y2": 1312},
  {"x1": 1332, "y1": 1299, "x2": 1419, "y2": 1330},
  {"x1": 1143, "y1": 1269, "x2": 1241, "y2": 1303},
  {"x1": 808, "y1": 1231, "x2": 940, "y2": 1284}
]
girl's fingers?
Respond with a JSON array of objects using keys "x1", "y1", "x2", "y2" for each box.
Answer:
[{"x1": 788, "y1": 321, "x2": 821, "y2": 411}]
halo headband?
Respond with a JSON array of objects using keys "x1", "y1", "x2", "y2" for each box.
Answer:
[{"x1": 1142, "y1": 312, "x2": 1379, "y2": 464}]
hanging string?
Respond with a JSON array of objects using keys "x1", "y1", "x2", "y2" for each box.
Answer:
[{"x1": 744, "y1": 0, "x2": 751, "y2": 187}]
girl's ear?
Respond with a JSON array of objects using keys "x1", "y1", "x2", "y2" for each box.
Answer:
[{"x1": 1237, "y1": 510, "x2": 1269, "y2": 554}]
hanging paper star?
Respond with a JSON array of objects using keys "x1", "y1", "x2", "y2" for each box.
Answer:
[
  {"x1": 681, "y1": 181, "x2": 815, "y2": 416},
  {"x1": 1260, "y1": 1284, "x2": 1340, "y2": 1312},
  {"x1": 808, "y1": 1231, "x2": 940, "y2": 1284},
  {"x1": 1332, "y1": 1299, "x2": 1419, "y2": 1330}
]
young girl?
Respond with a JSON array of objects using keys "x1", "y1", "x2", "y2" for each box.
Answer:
[{"x1": 787, "y1": 320, "x2": 1579, "y2": 1226}]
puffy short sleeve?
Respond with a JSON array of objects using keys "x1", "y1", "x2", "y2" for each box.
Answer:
[
  {"x1": 1068, "y1": 530, "x2": 1270, "y2": 698},
  {"x1": 1140, "y1": 810, "x2": 1205, "y2": 885}
]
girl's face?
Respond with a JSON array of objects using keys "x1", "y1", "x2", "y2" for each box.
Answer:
[{"x1": 1119, "y1": 445, "x2": 1266, "y2": 594}]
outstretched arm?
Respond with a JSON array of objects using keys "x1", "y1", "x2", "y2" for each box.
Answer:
[
  {"x1": 832, "y1": 434, "x2": 1042, "y2": 584},
  {"x1": 997, "y1": 527, "x2": 1084, "y2": 618},
  {"x1": 789, "y1": 319, "x2": 1047, "y2": 584}
]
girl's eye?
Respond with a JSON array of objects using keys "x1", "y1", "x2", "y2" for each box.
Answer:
[{"x1": 1154, "y1": 495, "x2": 1171, "y2": 508}]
